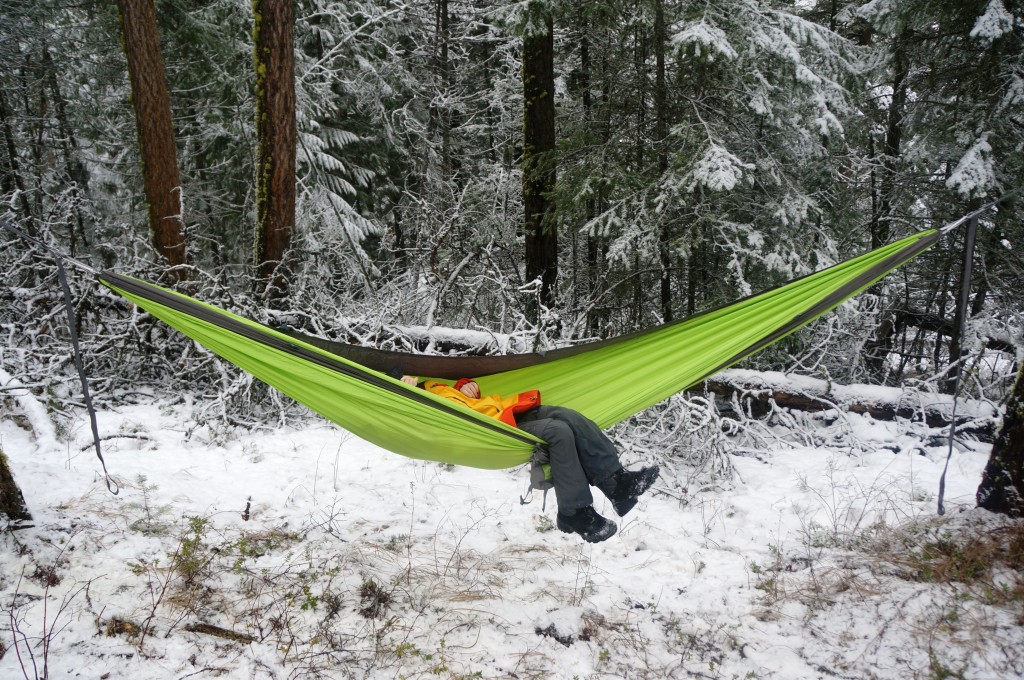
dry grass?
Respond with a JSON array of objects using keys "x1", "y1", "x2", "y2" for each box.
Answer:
[{"x1": 882, "y1": 519, "x2": 1024, "y2": 616}]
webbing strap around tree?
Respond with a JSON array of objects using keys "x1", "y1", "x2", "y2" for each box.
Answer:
[{"x1": 937, "y1": 214, "x2": 979, "y2": 516}]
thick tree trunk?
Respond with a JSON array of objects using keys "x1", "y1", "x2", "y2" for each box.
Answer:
[
  {"x1": 253, "y1": 0, "x2": 296, "y2": 303},
  {"x1": 116, "y1": 0, "x2": 188, "y2": 279},
  {"x1": 977, "y1": 366, "x2": 1024, "y2": 517},
  {"x1": 522, "y1": 14, "x2": 557, "y2": 316}
]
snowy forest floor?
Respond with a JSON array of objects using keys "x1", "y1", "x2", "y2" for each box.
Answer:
[{"x1": 1, "y1": 383, "x2": 1022, "y2": 680}]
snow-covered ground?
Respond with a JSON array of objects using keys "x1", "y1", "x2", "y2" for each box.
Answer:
[{"x1": 0, "y1": 393, "x2": 1018, "y2": 679}]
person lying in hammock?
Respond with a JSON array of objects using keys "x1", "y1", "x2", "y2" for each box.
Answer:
[{"x1": 401, "y1": 375, "x2": 659, "y2": 543}]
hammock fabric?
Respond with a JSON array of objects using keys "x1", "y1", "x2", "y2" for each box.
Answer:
[{"x1": 99, "y1": 228, "x2": 939, "y2": 469}]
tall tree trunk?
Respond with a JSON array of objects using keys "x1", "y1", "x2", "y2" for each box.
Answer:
[
  {"x1": 522, "y1": 13, "x2": 557, "y2": 317},
  {"x1": 871, "y1": 33, "x2": 909, "y2": 250},
  {"x1": 863, "y1": 34, "x2": 909, "y2": 378},
  {"x1": 0, "y1": 85, "x2": 34, "y2": 229},
  {"x1": 977, "y1": 365, "x2": 1024, "y2": 517},
  {"x1": 116, "y1": 0, "x2": 188, "y2": 279},
  {"x1": 435, "y1": 0, "x2": 452, "y2": 184},
  {"x1": 654, "y1": 0, "x2": 672, "y2": 322},
  {"x1": 579, "y1": 8, "x2": 601, "y2": 336},
  {"x1": 253, "y1": 0, "x2": 296, "y2": 303},
  {"x1": 42, "y1": 48, "x2": 90, "y2": 254}
]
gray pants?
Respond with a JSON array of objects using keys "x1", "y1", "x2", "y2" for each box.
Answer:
[{"x1": 516, "y1": 406, "x2": 623, "y2": 513}]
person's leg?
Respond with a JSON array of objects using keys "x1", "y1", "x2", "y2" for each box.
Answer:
[
  {"x1": 516, "y1": 416, "x2": 593, "y2": 513},
  {"x1": 527, "y1": 406, "x2": 660, "y2": 518},
  {"x1": 517, "y1": 415, "x2": 617, "y2": 542},
  {"x1": 533, "y1": 406, "x2": 622, "y2": 486}
]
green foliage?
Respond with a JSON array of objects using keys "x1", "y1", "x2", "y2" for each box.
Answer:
[{"x1": 172, "y1": 515, "x2": 213, "y2": 585}]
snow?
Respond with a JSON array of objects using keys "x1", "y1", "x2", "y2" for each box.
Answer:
[
  {"x1": 947, "y1": 137, "x2": 996, "y2": 198},
  {"x1": 687, "y1": 145, "x2": 754, "y2": 193},
  {"x1": 0, "y1": 388, "x2": 1015, "y2": 679},
  {"x1": 970, "y1": 0, "x2": 1016, "y2": 44},
  {"x1": 671, "y1": 21, "x2": 739, "y2": 62}
]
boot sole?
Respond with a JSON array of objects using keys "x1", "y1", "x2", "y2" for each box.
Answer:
[
  {"x1": 556, "y1": 518, "x2": 618, "y2": 543},
  {"x1": 612, "y1": 467, "x2": 660, "y2": 517}
]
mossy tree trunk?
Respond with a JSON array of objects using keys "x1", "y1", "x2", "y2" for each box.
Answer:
[
  {"x1": 977, "y1": 365, "x2": 1024, "y2": 517},
  {"x1": 0, "y1": 449, "x2": 32, "y2": 526},
  {"x1": 253, "y1": 0, "x2": 296, "y2": 304},
  {"x1": 116, "y1": 0, "x2": 189, "y2": 280},
  {"x1": 522, "y1": 11, "x2": 557, "y2": 319}
]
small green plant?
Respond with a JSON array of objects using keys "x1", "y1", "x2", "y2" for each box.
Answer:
[
  {"x1": 535, "y1": 514, "x2": 554, "y2": 533},
  {"x1": 394, "y1": 642, "x2": 421, "y2": 659},
  {"x1": 927, "y1": 648, "x2": 966, "y2": 679},
  {"x1": 385, "y1": 533, "x2": 411, "y2": 552},
  {"x1": 128, "y1": 475, "x2": 170, "y2": 535},
  {"x1": 172, "y1": 515, "x2": 212, "y2": 585}
]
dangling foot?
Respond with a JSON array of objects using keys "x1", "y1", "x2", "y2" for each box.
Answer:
[
  {"x1": 556, "y1": 506, "x2": 617, "y2": 543},
  {"x1": 598, "y1": 465, "x2": 660, "y2": 517}
]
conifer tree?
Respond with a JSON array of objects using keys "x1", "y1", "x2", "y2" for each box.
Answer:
[
  {"x1": 522, "y1": 4, "x2": 558, "y2": 316},
  {"x1": 253, "y1": 0, "x2": 296, "y2": 302},
  {"x1": 116, "y1": 0, "x2": 189, "y2": 279}
]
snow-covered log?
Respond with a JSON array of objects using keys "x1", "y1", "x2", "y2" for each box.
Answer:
[{"x1": 702, "y1": 369, "x2": 999, "y2": 438}]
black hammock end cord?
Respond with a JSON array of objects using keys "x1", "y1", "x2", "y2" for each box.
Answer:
[{"x1": 0, "y1": 219, "x2": 118, "y2": 495}]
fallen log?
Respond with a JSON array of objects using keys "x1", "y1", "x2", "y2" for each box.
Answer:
[{"x1": 698, "y1": 369, "x2": 999, "y2": 440}]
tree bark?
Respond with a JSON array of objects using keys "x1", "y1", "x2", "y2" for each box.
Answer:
[
  {"x1": 253, "y1": 0, "x2": 296, "y2": 303},
  {"x1": 43, "y1": 48, "x2": 90, "y2": 254},
  {"x1": 116, "y1": 0, "x2": 188, "y2": 279},
  {"x1": 654, "y1": 0, "x2": 672, "y2": 322},
  {"x1": 871, "y1": 32, "x2": 909, "y2": 250},
  {"x1": 522, "y1": 13, "x2": 557, "y2": 316},
  {"x1": 0, "y1": 448, "x2": 32, "y2": 526},
  {"x1": 977, "y1": 366, "x2": 1024, "y2": 516},
  {"x1": 0, "y1": 85, "x2": 34, "y2": 229}
]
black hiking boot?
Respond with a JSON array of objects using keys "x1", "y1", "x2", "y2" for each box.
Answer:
[
  {"x1": 556, "y1": 506, "x2": 617, "y2": 543},
  {"x1": 597, "y1": 465, "x2": 660, "y2": 517}
]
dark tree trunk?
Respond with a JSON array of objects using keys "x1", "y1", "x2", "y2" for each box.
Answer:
[
  {"x1": 435, "y1": 0, "x2": 452, "y2": 184},
  {"x1": 42, "y1": 48, "x2": 90, "y2": 254},
  {"x1": 871, "y1": 34, "x2": 908, "y2": 250},
  {"x1": 654, "y1": 0, "x2": 671, "y2": 322},
  {"x1": 862, "y1": 35, "x2": 909, "y2": 378},
  {"x1": 977, "y1": 366, "x2": 1024, "y2": 517},
  {"x1": 253, "y1": 0, "x2": 296, "y2": 303},
  {"x1": 522, "y1": 13, "x2": 557, "y2": 317},
  {"x1": 0, "y1": 85, "x2": 34, "y2": 229},
  {"x1": 116, "y1": 0, "x2": 188, "y2": 279}
]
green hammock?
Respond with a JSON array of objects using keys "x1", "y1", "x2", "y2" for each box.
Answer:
[{"x1": 100, "y1": 228, "x2": 939, "y2": 470}]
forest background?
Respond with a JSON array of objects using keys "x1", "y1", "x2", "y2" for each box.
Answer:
[
  {"x1": 2, "y1": 1, "x2": 1024, "y2": 677},
  {"x1": 1, "y1": 2, "x2": 1024, "y2": 515}
]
